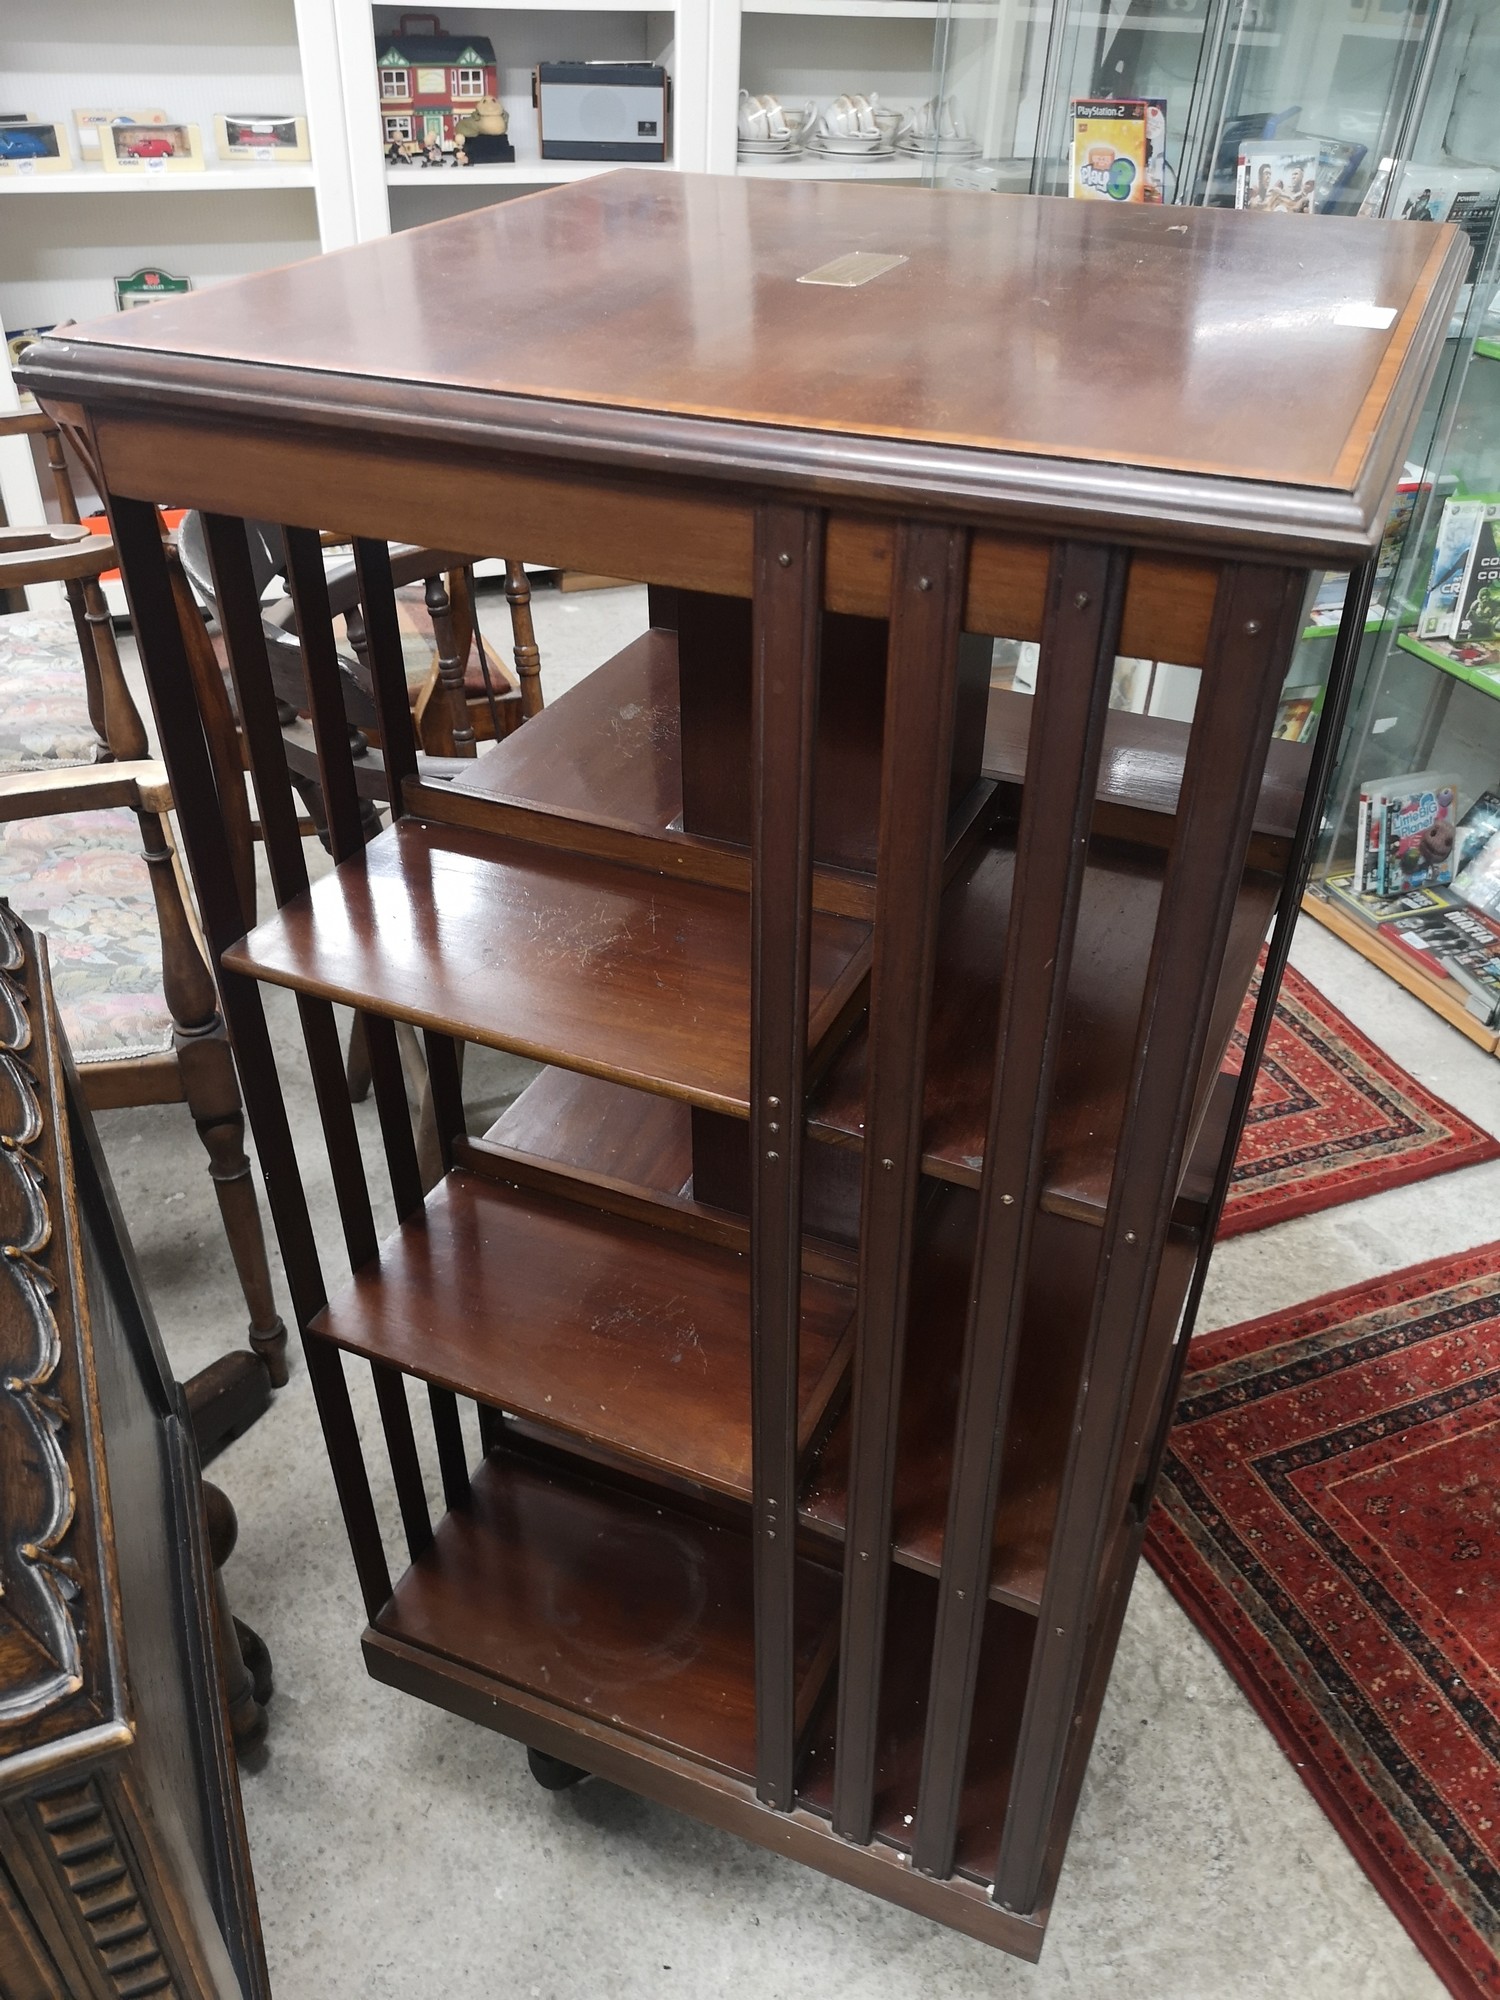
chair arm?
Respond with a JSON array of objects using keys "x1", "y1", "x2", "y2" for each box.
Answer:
[
  {"x1": 0, "y1": 524, "x2": 116, "y2": 585},
  {"x1": 0, "y1": 409, "x2": 57, "y2": 441},
  {"x1": 0, "y1": 759, "x2": 172, "y2": 822},
  {"x1": 320, "y1": 544, "x2": 484, "y2": 617}
]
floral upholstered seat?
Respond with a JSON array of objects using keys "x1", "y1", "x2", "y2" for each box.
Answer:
[
  {"x1": 0, "y1": 610, "x2": 107, "y2": 772},
  {"x1": 0, "y1": 810, "x2": 173, "y2": 1063}
]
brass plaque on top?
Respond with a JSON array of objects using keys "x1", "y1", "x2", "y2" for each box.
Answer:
[{"x1": 797, "y1": 251, "x2": 909, "y2": 288}]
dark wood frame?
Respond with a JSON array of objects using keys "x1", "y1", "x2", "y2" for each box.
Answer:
[
  {"x1": 0, "y1": 907, "x2": 267, "y2": 2000},
  {"x1": 20, "y1": 178, "x2": 1466, "y2": 1958}
]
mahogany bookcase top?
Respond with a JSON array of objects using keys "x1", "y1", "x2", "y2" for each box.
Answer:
[{"x1": 23, "y1": 173, "x2": 1465, "y2": 562}]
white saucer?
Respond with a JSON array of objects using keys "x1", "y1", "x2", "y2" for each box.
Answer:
[
  {"x1": 810, "y1": 135, "x2": 884, "y2": 154},
  {"x1": 899, "y1": 137, "x2": 980, "y2": 156},
  {"x1": 738, "y1": 139, "x2": 798, "y2": 153},
  {"x1": 738, "y1": 145, "x2": 803, "y2": 162},
  {"x1": 805, "y1": 139, "x2": 896, "y2": 161}
]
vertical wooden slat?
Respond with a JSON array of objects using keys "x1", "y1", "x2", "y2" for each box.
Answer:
[
  {"x1": 748, "y1": 501, "x2": 824, "y2": 1811},
  {"x1": 352, "y1": 536, "x2": 420, "y2": 808},
  {"x1": 282, "y1": 525, "x2": 368, "y2": 853},
  {"x1": 204, "y1": 514, "x2": 389, "y2": 1258},
  {"x1": 107, "y1": 494, "x2": 392, "y2": 1619},
  {"x1": 832, "y1": 519, "x2": 968, "y2": 1844},
  {"x1": 281, "y1": 525, "x2": 457, "y2": 1539},
  {"x1": 1134, "y1": 557, "x2": 1379, "y2": 1524},
  {"x1": 201, "y1": 514, "x2": 315, "y2": 895},
  {"x1": 994, "y1": 560, "x2": 1306, "y2": 1916},
  {"x1": 911, "y1": 541, "x2": 1127, "y2": 1879},
  {"x1": 166, "y1": 542, "x2": 258, "y2": 921},
  {"x1": 353, "y1": 533, "x2": 471, "y2": 1209}
]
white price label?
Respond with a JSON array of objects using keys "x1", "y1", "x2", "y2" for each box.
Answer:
[{"x1": 1333, "y1": 302, "x2": 1397, "y2": 330}]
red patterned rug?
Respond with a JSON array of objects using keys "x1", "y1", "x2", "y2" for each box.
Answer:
[
  {"x1": 1147, "y1": 1245, "x2": 1500, "y2": 1998},
  {"x1": 1218, "y1": 964, "x2": 1500, "y2": 1238}
]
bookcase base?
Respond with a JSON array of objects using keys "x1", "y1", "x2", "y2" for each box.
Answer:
[{"x1": 362, "y1": 1626, "x2": 1049, "y2": 1959}]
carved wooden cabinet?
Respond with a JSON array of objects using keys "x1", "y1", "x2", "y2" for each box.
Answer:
[
  {"x1": 21, "y1": 175, "x2": 1464, "y2": 1956},
  {"x1": 0, "y1": 908, "x2": 266, "y2": 2000}
]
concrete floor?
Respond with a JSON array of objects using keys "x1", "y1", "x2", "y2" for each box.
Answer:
[{"x1": 96, "y1": 585, "x2": 1500, "y2": 1997}]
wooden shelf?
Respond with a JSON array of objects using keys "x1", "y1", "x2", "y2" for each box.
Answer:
[
  {"x1": 222, "y1": 817, "x2": 871, "y2": 1118},
  {"x1": 453, "y1": 633, "x2": 1308, "y2": 850},
  {"x1": 799, "y1": 1566, "x2": 1036, "y2": 1881},
  {"x1": 469, "y1": 1093, "x2": 1211, "y2": 1611},
  {"x1": 478, "y1": 864, "x2": 1250, "y2": 1238},
  {"x1": 313, "y1": 1167, "x2": 855, "y2": 1502},
  {"x1": 984, "y1": 686, "x2": 1309, "y2": 846},
  {"x1": 798, "y1": 1189, "x2": 1084, "y2": 1612},
  {"x1": 1302, "y1": 888, "x2": 1500, "y2": 1056},
  {"x1": 372, "y1": 1453, "x2": 841, "y2": 1781},
  {"x1": 812, "y1": 830, "x2": 1277, "y2": 1220},
  {"x1": 0, "y1": 165, "x2": 318, "y2": 195},
  {"x1": 388, "y1": 160, "x2": 678, "y2": 188},
  {"x1": 485, "y1": 1066, "x2": 694, "y2": 1195},
  {"x1": 800, "y1": 1191, "x2": 1198, "y2": 1613},
  {"x1": 449, "y1": 631, "x2": 681, "y2": 831}
]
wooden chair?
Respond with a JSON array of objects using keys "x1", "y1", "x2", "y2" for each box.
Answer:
[
  {"x1": 175, "y1": 512, "x2": 550, "y2": 1163},
  {"x1": 0, "y1": 502, "x2": 289, "y2": 1447},
  {"x1": 0, "y1": 411, "x2": 150, "y2": 762},
  {"x1": 175, "y1": 513, "x2": 545, "y2": 836}
]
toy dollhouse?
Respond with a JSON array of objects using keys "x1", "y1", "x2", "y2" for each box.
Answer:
[{"x1": 375, "y1": 13, "x2": 500, "y2": 162}]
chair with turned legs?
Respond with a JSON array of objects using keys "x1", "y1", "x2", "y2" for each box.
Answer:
[{"x1": 0, "y1": 494, "x2": 288, "y2": 1453}]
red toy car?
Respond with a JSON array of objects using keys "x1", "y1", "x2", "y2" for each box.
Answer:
[{"x1": 120, "y1": 133, "x2": 177, "y2": 160}]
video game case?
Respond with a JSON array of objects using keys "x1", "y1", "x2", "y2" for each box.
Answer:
[
  {"x1": 1321, "y1": 871, "x2": 1461, "y2": 929},
  {"x1": 1379, "y1": 905, "x2": 1500, "y2": 1024},
  {"x1": 1071, "y1": 99, "x2": 1143, "y2": 201},
  {"x1": 1355, "y1": 770, "x2": 1460, "y2": 895},
  {"x1": 1236, "y1": 141, "x2": 1318, "y2": 213},
  {"x1": 1418, "y1": 497, "x2": 1500, "y2": 642},
  {"x1": 1454, "y1": 789, "x2": 1500, "y2": 921}
]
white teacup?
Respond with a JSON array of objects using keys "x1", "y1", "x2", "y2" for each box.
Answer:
[
  {"x1": 780, "y1": 100, "x2": 816, "y2": 140},
  {"x1": 911, "y1": 95, "x2": 966, "y2": 142},
  {"x1": 823, "y1": 93, "x2": 879, "y2": 140},
  {"x1": 872, "y1": 105, "x2": 907, "y2": 145},
  {"x1": 738, "y1": 90, "x2": 789, "y2": 141}
]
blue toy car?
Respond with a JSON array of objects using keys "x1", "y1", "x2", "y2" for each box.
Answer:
[{"x1": 0, "y1": 128, "x2": 55, "y2": 161}]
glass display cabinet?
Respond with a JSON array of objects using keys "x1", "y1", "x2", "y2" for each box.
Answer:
[
  {"x1": 929, "y1": 0, "x2": 1500, "y2": 1061},
  {"x1": 1306, "y1": 201, "x2": 1500, "y2": 1053},
  {"x1": 927, "y1": 0, "x2": 1490, "y2": 214}
]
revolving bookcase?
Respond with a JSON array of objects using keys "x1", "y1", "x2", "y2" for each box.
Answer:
[{"x1": 22, "y1": 174, "x2": 1465, "y2": 1956}]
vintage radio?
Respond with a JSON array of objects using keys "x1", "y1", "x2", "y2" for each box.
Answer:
[{"x1": 534, "y1": 61, "x2": 668, "y2": 161}]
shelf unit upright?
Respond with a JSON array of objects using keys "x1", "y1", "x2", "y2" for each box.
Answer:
[{"x1": 23, "y1": 174, "x2": 1464, "y2": 1953}]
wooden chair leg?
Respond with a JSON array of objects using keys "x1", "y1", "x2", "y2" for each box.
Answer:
[
  {"x1": 137, "y1": 805, "x2": 291, "y2": 1388},
  {"x1": 203, "y1": 1481, "x2": 270, "y2": 1755},
  {"x1": 185, "y1": 1350, "x2": 272, "y2": 1465},
  {"x1": 176, "y1": 1030, "x2": 292, "y2": 1388},
  {"x1": 425, "y1": 569, "x2": 477, "y2": 756},
  {"x1": 504, "y1": 559, "x2": 545, "y2": 718}
]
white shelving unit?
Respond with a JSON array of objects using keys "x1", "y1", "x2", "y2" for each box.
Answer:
[
  {"x1": 0, "y1": 0, "x2": 359, "y2": 546},
  {"x1": 0, "y1": 0, "x2": 948, "y2": 547}
]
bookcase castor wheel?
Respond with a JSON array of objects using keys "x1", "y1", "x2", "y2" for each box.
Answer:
[{"x1": 527, "y1": 1747, "x2": 589, "y2": 1792}]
